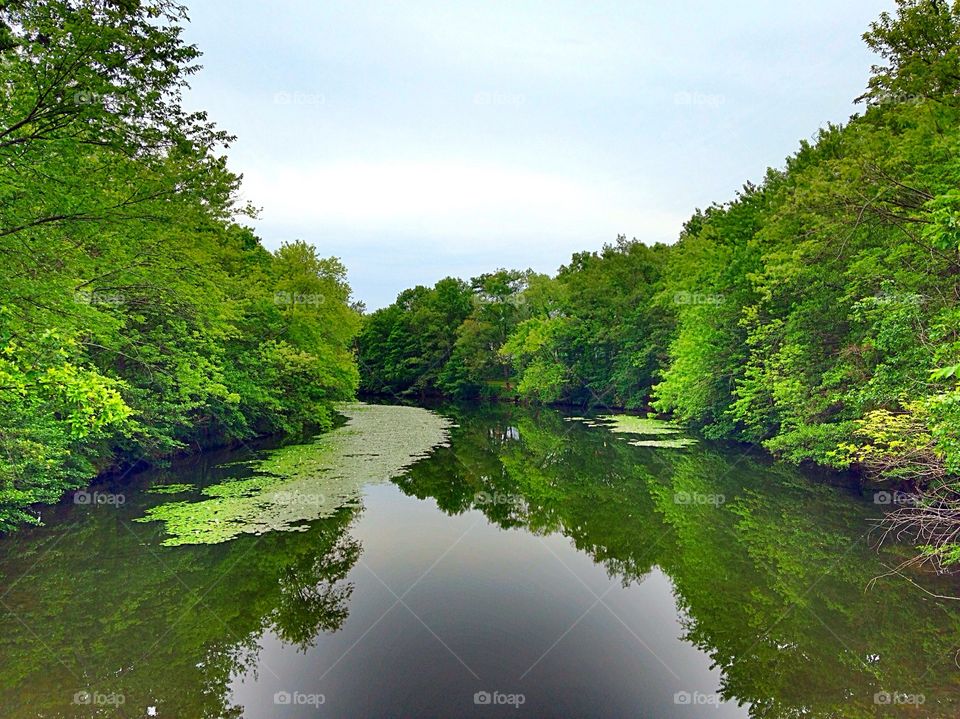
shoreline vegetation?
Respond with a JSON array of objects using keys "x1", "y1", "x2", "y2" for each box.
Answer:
[{"x1": 1, "y1": 0, "x2": 959, "y2": 575}]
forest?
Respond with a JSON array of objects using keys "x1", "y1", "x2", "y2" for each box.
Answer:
[{"x1": 357, "y1": 1, "x2": 960, "y2": 567}]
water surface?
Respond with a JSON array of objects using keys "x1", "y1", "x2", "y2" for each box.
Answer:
[{"x1": 1, "y1": 403, "x2": 958, "y2": 718}]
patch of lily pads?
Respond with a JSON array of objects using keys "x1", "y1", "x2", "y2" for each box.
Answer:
[
  {"x1": 596, "y1": 415, "x2": 683, "y2": 436},
  {"x1": 583, "y1": 414, "x2": 698, "y2": 449},
  {"x1": 136, "y1": 403, "x2": 452, "y2": 546}
]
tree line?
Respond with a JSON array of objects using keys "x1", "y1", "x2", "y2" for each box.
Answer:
[
  {"x1": 0, "y1": 0, "x2": 359, "y2": 530},
  {"x1": 357, "y1": 0, "x2": 960, "y2": 567}
]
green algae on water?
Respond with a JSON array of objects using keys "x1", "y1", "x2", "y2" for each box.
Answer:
[
  {"x1": 629, "y1": 437, "x2": 698, "y2": 448},
  {"x1": 595, "y1": 415, "x2": 683, "y2": 436},
  {"x1": 146, "y1": 483, "x2": 195, "y2": 494},
  {"x1": 579, "y1": 414, "x2": 698, "y2": 449},
  {"x1": 136, "y1": 403, "x2": 452, "y2": 546}
]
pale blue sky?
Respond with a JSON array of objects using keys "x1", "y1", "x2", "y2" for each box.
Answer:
[{"x1": 181, "y1": 0, "x2": 890, "y2": 309}]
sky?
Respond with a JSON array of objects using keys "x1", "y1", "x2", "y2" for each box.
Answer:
[{"x1": 180, "y1": 0, "x2": 891, "y2": 309}]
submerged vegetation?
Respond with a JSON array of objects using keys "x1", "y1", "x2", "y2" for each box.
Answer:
[{"x1": 358, "y1": 0, "x2": 960, "y2": 567}]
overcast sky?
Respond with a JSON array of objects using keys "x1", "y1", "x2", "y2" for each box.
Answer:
[{"x1": 181, "y1": 0, "x2": 890, "y2": 309}]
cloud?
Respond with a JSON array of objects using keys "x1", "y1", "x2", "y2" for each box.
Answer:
[{"x1": 242, "y1": 160, "x2": 684, "y2": 249}]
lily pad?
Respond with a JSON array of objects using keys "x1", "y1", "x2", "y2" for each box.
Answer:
[{"x1": 595, "y1": 415, "x2": 683, "y2": 436}]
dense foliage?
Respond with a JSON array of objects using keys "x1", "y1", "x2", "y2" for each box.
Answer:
[
  {"x1": 359, "y1": 245, "x2": 669, "y2": 406},
  {"x1": 358, "y1": 0, "x2": 960, "y2": 564},
  {"x1": 0, "y1": 0, "x2": 359, "y2": 530}
]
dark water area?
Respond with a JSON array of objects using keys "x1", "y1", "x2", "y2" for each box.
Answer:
[{"x1": 1, "y1": 403, "x2": 958, "y2": 718}]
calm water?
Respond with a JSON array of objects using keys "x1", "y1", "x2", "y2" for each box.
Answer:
[{"x1": 1, "y1": 404, "x2": 959, "y2": 718}]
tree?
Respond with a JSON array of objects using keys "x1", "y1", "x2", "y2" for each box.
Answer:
[{"x1": 0, "y1": 1, "x2": 361, "y2": 530}]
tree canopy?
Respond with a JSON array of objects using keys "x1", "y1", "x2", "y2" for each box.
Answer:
[{"x1": 0, "y1": 0, "x2": 359, "y2": 530}]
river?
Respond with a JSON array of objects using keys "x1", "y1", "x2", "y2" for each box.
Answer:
[{"x1": 0, "y1": 403, "x2": 957, "y2": 718}]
